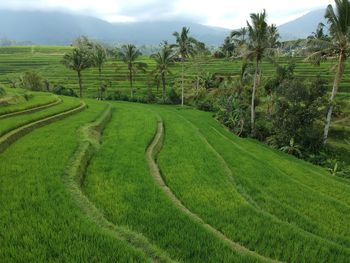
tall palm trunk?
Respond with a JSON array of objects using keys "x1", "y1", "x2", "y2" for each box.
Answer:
[
  {"x1": 98, "y1": 67, "x2": 102, "y2": 99},
  {"x1": 251, "y1": 59, "x2": 260, "y2": 133},
  {"x1": 181, "y1": 61, "x2": 184, "y2": 106},
  {"x1": 129, "y1": 65, "x2": 133, "y2": 99},
  {"x1": 323, "y1": 53, "x2": 345, "y2": 145},
  {"x1": 77, "y1": 70, "x2": 83, "y2": 98},
  {"x1": 161, "y1": 72, "x2": 166, "y2": 103}
]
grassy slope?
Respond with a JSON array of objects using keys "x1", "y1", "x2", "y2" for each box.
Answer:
[
  {"x1": 152, "y1": 105, "x2": 349, "y2": 262},
  {"x1": 0, "y1": 96, "x2": 81, "y2": 136},
  {"x1": 0, "y1": 88, "x2": 58, "y2": 115},
  {"x1": 0, "y1": 99, "x2": 150, "y2": 262},
  {"x1": 83, "y1": 102, "x2": 255, "y2": 263}
]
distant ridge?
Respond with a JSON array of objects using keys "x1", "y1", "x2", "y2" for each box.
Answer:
[
  {"x1": 0, "y1": 9, "x2": 327, "y2": 45},
  {"x1": 0, "y1": 10, "x2": 229, "y2": 45},
  {"x1": 278, "y1": 9, "x2": 327, "y2": 40}
]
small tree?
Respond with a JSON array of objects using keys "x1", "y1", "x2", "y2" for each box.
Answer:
[
  {"x1": 246, "y1": 10, "x2": 270, "y2": 134},
  {"x1": 92, "y1": 44, "x2": 107, "y2": 99},
  {"x1": 307, "y1": 0, "x2": 350, "y2": 145},
  {"x1": 20, "y1": 71, "x2": 44, "y2": 91},
  {"x1": 62, "y1": 47, "x2": 93, "y2": 98},
  {"x1": 151, "y1": 44, "x2": 176, "y2": 102},
  {"x1": 172, "y1": 27, "x2": 198, "y2": 106},
  {"x1": 117, "y1": 44, "x2": 147, "y2": 99}
]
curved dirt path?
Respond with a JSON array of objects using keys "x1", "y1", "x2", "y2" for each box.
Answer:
[
  {"x1": 64, "y1": 105, "x2": 175, "y2": 263},
  {"x1": 146, "y1": 118, "x2": 281, "y2": 263}
]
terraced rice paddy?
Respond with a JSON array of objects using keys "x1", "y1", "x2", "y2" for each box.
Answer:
[
  {"x1": 0, "y1": 45, "x2": 349, "y2": 262},
  {"x1": 0, "y1": 89, "x2": 349, "y2": 262},
  {"x1": 1, "y1": 46, "x2": 350, "y2": 98}
]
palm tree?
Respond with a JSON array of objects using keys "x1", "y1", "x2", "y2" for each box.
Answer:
[
  {"x1": 62, "y1": 47, "x2": 93, "y2": 98},
  {"x1": 308, "y1": 23, "x2": 329, "y2": 41},
  {"x1": 118, "y1": 44, "x2": 147, "y2": 99},
  {"x1": 231, "y1": 27, "x2": 248, "y2": 46},
  {"x1": 246, "y1": 10, "x2": 270, "y2": 133},
  {"x1": 267, "y1": 24, "x2": 281, "y2": 48},
  {"x1": 219, "y1": 36, "x2": 235, "y2": 58},
  {"x1": 92, "y1": 44, "x2": 107, "y2": 99},
  {"x1": 172, "y1": 27, "x2": 198, "y2": 106},
  {"x1": 307, "y1": 0, "x2": 350, "y2": 145},
  {"x1": 151, "y1": 44, "x2": 176, "y2": 102}
]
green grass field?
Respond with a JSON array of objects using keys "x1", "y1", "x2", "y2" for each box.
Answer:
[{"x1": 0, "y1": 46, "x2": 349, "y2": 262}]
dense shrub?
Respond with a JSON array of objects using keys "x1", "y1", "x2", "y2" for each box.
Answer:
[
  {"x1": 53, "y1": 85, "x2": 78, "y2": 97},
  {"x1": 215, "y1": 94, "x2": 250, "y2": 136},
  {"x1": 20, "y1": 71, "x2": 44, "y2": 91},
  {"x1": 168, "y1": 88, "x2": 181, "y2": 104},
  {"x1": 269, "y1": 77, "x2": 327, "y2": 154},
  {"x1": 106, "y1": 90, "x2": 129, "y2": 101}
]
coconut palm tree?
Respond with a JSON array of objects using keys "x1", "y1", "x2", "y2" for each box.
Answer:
[
  {"x1": 62, "y1": 47, "x2": 93, "y2": 98},
  {"x1": 151, "y1": 44, "x2": 176, "y2": 102},
  {"x1": 92, "y1": 44, "x2": 107, "y2": 99},
  {"x1": 307, "y1": 0, "x2": 350, "y2": 145},
  {"x1": 172, "y1": 27, "x2": 198, "y2": 106},
  {"x1": 118, "y1": 44, "x2": 147, "y2": 99},
  {"x1": 246, "y1": 10, "x2": 270, "y2": 133},
  {"x1": 231, "y1": 27, "x2": 248, "y2": 46},
  {"x1": 219, "y1": 36, "x2": 235, "y2": 58},
  {"x1": 267, "y1": 24, "x2": 281, "y2": 48},
  {"x1": 308, "y1": 23, "x2": 329, "y2": 41}
]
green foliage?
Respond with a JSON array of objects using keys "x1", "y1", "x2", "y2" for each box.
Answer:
[
  {"x1": 167, "y1": 88, "x2": 181, "y2": 104},
  {"x1": 52, "y1": 85, "x2": 78, "y2": 97},
  {"x1": 270, "y1": 77, "x2": 328, "y2": 153},
  {"x1": 157, "y1": 105, "x2": 350, "y2": 262},
  {"x1": 0, "y1": 87, "x2": 6, "y2": 97},
  {"x1": 62, "y1": 44, "x2": 94, "y2": 97},
  {"x1": 19, "y1": 71, "x2": 44, "y2": 91},
  {"x1": 0, "y1": 101, "x2": 149, "y2": 262},
  {"x1": 117, "y1": 44, "x2": 147, "y2": 98},
  {"x1": 215, "y1": 93, "x2": 250, "y2": 136},
  {"x1": 151, "y1": 44, "x2": 176, "y2": 102}
]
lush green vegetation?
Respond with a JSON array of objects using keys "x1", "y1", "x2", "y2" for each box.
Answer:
[
  {"x1": 154, "y1": 105, "x2": 349, "y2": 262},
  {"x1": 0, "y1": 1, "x2": 349, "y2": 261},
  {"x1": 0, "y1": 88, "x2": 58, "y2": 115},
  {"x1": 0, "y1": 100, "x2": 151, "y2": 262},
  {"x1": 83, "y1": 102, "x2": 257, "y2": 262},
  {"x1": 0, "y1": 96, "x2": 81, "y2": 137}
]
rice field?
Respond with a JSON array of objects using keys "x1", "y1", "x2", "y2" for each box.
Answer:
[
  {"x1": 0, "y1": 46, "x2": 349, "y2": 262},
  {"x1": 1, "y1": 46, "x2": 350, "y2": 98}
]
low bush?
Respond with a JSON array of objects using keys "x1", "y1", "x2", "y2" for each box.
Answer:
[{"x1": 53, "y1": 85, "x2": 78, "y2": 97}]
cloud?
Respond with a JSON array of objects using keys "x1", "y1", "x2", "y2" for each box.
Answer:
[{"x1": 0, "y1": 0, "x2": 334, "y2": 28}]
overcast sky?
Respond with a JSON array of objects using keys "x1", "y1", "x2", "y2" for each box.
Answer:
[{"x1": 0, "y1": 0, "x2": 333, "y2": 28}]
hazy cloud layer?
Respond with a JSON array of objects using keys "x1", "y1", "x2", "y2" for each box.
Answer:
[{"x1": 0, "y1": 0, "x2": 333, "y2": 28}]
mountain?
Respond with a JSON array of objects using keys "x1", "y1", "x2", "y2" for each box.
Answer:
[
  {"x1": 278, "y1": 9, "x2": 327, "y2": 40},
  {"x1": 0, "y1": 9, "x2": 327, "y2": 46},
  {"x1": 0, "y1": 10, "x2": 229, "y2": 46}
]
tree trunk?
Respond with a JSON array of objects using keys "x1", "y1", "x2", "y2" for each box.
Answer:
[
  {"x1": 77, "y1": 70, "x2": 83, "y2": 98},
  {"x1": 98, "y1": 67, "x2": 102, "y2": 99},
  {"x1": 251, "y1": 59, "x2": 260, "y2": 134},
  {"x1": 162, "y1": 73, "x2": 166, "y2": 103},
  {"x1": 323, "y1": 53, "x2": 345, "y2": 145},
  {"x1": 181, "y1": 61, "x2": 184, "y2": 107},
  {"x1": 129, "y1": 66, "x2": 133, "y2": 99}
]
